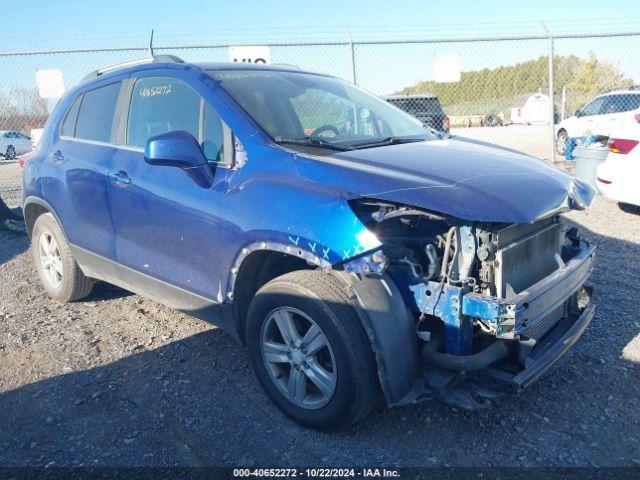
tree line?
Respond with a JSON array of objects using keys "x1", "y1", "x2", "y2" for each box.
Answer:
[
  {"x1": 398, "y1": 54, "x2": 633, "y2": 115},
  {"x1": 0, "y1": 87, "x2": 49, "y2": 134}
]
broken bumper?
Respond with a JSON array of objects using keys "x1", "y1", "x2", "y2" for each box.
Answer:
[
  {"x1": 480, "y1": 301, "x2": 595, "y2": 391},
  {"x1": 413, "y1": 242, "x2": 595, "y2": 399},
  {"x1": 418, "y1": 299, "x2": 595, "y2": 409}
]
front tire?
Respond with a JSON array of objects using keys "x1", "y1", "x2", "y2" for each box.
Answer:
[
  {"x1": 31, "y1": 213, "x2": 94, "y2": 302},
  {"x1": 247, "y1": 270, "x2": 378, "y2": 429}
]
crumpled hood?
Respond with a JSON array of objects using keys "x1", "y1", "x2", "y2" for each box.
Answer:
[{"x1": 295, "y1": 137, "x2": 595, "y2": 224}]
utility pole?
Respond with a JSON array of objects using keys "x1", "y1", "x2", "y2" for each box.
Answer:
[
  {"x1": 541, "y1": 21, "x2": 556, "y2": 162},
  {"x1": 347, "y1": 27, "x2": 357, "y2": 85}
]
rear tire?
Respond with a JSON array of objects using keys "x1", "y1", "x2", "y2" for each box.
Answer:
[
  {"x1": 247, "y1": 270, "x2": 378, "y2": 429},
  {"x1": 618, "y1": 202, "x2": 640, "y2": 215},
  {"x1": 556, "y1": 130, "x2": 568, "y2": 155},
  {"x1": 482, "y1": 113, "x2": 502, "y2": 127},
  {"x1": 31, "y1": 213, "x2": 94, "y2": 302},
  {"x1": 5, "y1": 145, "x2": 15, "y2": 160}
]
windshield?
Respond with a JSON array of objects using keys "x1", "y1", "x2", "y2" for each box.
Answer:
[{"x1": 209, "y1": 69, "x2": 434, "y2": 148}]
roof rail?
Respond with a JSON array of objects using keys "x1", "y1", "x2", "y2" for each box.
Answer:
[
  {"x1": 271, "y1": 63, "x2": 301, "y2": 69},
  {"x1": 81, "y1": 55, "x2": 184, "y2": 82},
  {"x1": 603, "y1": 84, "x2": 640, "y2": 94}
]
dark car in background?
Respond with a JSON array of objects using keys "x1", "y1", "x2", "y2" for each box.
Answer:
[{"x1": 385, "y1": 93, "x2": 450, "y2": 133}]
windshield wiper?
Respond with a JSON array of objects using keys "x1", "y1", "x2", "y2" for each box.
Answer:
[
  {"x1": 347, "y1": 136, "x2": 425, "y2": 150},
  {"x1": 274, "y1": 136, "x2": 353, "y2": 151}
]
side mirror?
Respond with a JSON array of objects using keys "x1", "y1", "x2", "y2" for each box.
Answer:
[{"x1": 144, "y1": 130, "x2": 213, "y2": 188}]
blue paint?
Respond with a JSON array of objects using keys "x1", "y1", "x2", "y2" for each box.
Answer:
[
  {"x1": 462, "y1": 295, "x2": 502, "y2": 323},
  {"x1": 296, "y1": 136, "x2": 596, "y2": 224},
  {"x1": 23, "y1": 62, "x2": 382, "y2": 302},
  {"x1": 343, "y1": 250, "x2": 386, "y2": 275},
  {"x1": 288, "y1": 236, "x2": 300, "y2": 246},
  {"x1": 418, "y1": 283, "x2": 473, "y2": 355}
]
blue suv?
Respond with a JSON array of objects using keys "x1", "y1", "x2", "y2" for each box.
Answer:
[{"x1": 23, "y1": 56, "x2": 597, "y2": 429}]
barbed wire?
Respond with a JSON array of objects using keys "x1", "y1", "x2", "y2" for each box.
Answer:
[{"x1": 2, "y1": 17, "x2": 640, "y2": 52}]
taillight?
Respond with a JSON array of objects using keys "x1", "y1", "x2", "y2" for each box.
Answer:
[
  {"x1": 634, "y1": 113, "x2": 640, "y2": 123},
  {"x1": 18, "y1": 151, "x2": 34, "y2": 168},
  {"x1": 608, "y1": 138, "x2": 638, "y2": 154},
  {"x1": 443, "y1": 115, "x2": 450, "y2": 132}
]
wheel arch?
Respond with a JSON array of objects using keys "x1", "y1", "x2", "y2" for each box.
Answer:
[
  {"x1": 23, "y1": 196, "x2": 64, "y2": 238},
  {"x1": 230, "y1": 245, "x2": 320, "y2": 343}
]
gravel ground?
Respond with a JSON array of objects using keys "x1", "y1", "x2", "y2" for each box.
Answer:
[
  {"x1": 0, "y1": 161, "x2": 22, "y2": 208},
  {"x1": 0, "y1": 196, "x2": 639, "y2": 468}
]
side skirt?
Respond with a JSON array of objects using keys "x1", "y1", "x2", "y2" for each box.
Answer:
[{"x1": 70, "y1": 245, "x2": 239, "y2": 341}]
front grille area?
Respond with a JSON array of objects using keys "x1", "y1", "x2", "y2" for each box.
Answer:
[
  {"x1": 494, "y1": 218, "x2": 562, "y2": 299},
  {"x1": 519, "y1": 302, "x2": 566, "y2": 340}
]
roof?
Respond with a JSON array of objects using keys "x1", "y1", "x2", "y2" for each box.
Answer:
[
  {"x1": 385, "y1": 93, "x2": 437, "y2": 99},
  {"x1": 194, "y1": 62, "x2": 311, "y2": 74},
  {"x1": 79, "y1": 55, "x2": 325, "y2": 86},
  {"x1": 597, "y1": 86, "x2": 640, "y2": 97}
]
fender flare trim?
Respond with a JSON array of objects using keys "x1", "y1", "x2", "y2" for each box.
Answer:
[
  {"x1": 22, "y1": 196, "x2": 64, "y2": 238},
  {"x1": 333, "y1": 271, "x2": 420, "y2": 406},
  {"x1": 226, "y1": 240, "x2": 332, "y2": 302}
]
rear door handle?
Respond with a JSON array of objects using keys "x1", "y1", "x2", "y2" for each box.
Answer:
[
  {"x1": 52, "y1": 150, "x2": 64, "y2": 162},
  {"x1": 109, "y1": 171, "x2": 131, "y2": 186}
]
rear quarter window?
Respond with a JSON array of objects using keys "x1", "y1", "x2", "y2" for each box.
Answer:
[
  {"x1": 603, "y1": 93, "x2": 640, "y2": 113},
  {"x1": 75, "y1": 82, "x2": 121, "y2": 143},
  {"x1": 60, "y1": 95, "x2": 82, "y2": 137}
]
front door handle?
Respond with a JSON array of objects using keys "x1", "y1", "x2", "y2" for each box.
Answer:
[{"x1": 109, "y1": 170, "x2": 131, "y2": 186}]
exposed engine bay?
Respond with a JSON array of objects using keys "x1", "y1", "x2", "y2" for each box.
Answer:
[
  {"x1": 346, "y1": 198, "x2": 595, "y2": 407},
  {"x1": 350, "y1": 199, "x2": 576, "y2": 299}
]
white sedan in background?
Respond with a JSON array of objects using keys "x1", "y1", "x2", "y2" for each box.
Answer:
[
  {"x1": 0, "y1": 130, "x2": 33, "y2": 160},
  {"x1": 596, "y1": 123, "x2": 640, "y2": 211},
  {"x1": 556, "y1": 88, "x2": 640, "y2": 155}
]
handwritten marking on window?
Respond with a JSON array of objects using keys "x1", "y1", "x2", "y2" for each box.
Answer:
[{"x1": 139, "y1": 84, "x2": 172, "y2": 97}]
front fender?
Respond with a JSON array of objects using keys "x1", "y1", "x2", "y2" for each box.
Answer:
[{"x1": 225, "y1": 184, "x2": 382, "y2": 298}]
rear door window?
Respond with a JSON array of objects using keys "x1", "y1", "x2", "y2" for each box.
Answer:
[
  {"x1": 602, "y1": 94, "x2": 640, "y2": 114},
  {"x1": 75, "y1": 82, "x2": 121, "y2": 142},
  {"x1": 127, "y1": 77, "x2": 200, "y2": 148}
]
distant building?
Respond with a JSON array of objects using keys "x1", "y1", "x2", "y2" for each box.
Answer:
[{"x1": 511, "y1": 92, "x2": 551, "y2": 124}]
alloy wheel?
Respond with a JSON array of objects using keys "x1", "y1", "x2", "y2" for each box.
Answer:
[
  {"x1": 260, "y1": 306, "x2": 337, "y2": 409},
  {"x1": 38, "y1": 231, "x2": 63, "y2": 289}
]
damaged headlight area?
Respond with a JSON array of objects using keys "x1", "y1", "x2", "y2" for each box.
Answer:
[
  {"x1": 345, "y1": 198, "x2": 596, "y2": 409},
  {"x1": 346, "y1": 198, "x2": 452, "y2": 282}
]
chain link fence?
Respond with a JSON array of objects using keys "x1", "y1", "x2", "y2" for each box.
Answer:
[{"x1": 1, "y1": 31, "x2": 639, "y2": 207}]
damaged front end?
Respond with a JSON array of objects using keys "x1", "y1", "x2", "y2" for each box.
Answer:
[{"x1": 344, "y1": 199, "x2": 595, "y2": 409}]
